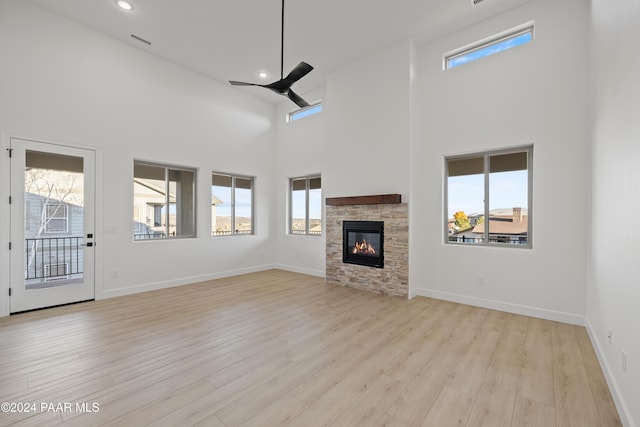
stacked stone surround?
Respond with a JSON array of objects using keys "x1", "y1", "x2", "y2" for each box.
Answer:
[{"x1": 326, "y1": 203, "x2": 408, "y2": 297}]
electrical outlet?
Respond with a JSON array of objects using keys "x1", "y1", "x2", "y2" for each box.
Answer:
[{"x1": 622, "y1": 350, "x2": 627, "y2": 373}]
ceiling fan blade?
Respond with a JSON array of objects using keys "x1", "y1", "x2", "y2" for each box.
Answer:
[
  {"x1": 284, "y1": 62, "x2": 313, "y2": 84},
  {"x1": 288, "y1": 89, "x2": 310, "y2": 108},
  {"x1": 263, "y1": 62, "x2": 313, "y2": 93},
  {"x1": 229, "y1": 80, "x2": 262, "y2": 86}
]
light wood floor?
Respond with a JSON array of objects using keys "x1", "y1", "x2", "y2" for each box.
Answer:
[{"x1": 0, "y1": 270, "x2": 621, "y2": 426}]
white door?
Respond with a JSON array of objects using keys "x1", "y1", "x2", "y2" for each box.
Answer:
[{"x1": 9, "y1": 138, "x2": 95, "y2": 313}]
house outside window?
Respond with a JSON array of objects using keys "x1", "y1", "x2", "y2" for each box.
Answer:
[
  {"x1": 133, "y1": 206, "x2": 145, "y2": 233},
  {"x1": 290, "y1": 175, "x2": 322, "y2": 235},
  {"x1": 133, "y1": 161, "x2": 197, "y2": 240},
  {"x1": 212, "y1": 173, "x2": 254, "y2": 236},
  {"x1": 445, "y1": 146, "x2": 532, "y2": 247}
]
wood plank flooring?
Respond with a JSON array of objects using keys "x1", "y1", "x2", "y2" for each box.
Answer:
[{"x1": 0, "y1": 270, "x2": 621, "y2": 426}]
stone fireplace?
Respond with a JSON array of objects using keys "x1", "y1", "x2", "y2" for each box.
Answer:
[{"x1": 326, "y1": 194, "x2": 408, "y2": 297}]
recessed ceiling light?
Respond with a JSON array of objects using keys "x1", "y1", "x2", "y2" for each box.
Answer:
[
  {"x1": 116, "y1": 1, "x2": 134, "y2": 11},
  {"x1": 258, "y1": 72, "x2": 269, "y2": 79}
]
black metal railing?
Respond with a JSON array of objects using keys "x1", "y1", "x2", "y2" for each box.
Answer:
[
  {"x1": 25, "y1": 236, "x2": 83, "y2": 280},
  {"x1": 212, "y1": 230, "x2": 253, "y2": 236},
  {"x1": 448, "y1": 236, "x2": 528, "y2": 244},
  {"x1": 134, "y1": 232, "x2": 167, "y2": 240},
  {"x1": 290, "y1": 230, "x2": 322, "y2": 236}
]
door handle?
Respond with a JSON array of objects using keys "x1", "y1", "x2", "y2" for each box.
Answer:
[{"x1": 80, "y1": 242, "x2": 94, "y2": 247}]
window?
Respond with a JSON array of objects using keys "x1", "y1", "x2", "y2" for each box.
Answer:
[
  {"x1": 44, "y1": 263, "x2": 69, "y2": 281},
  {"x1": 290, "y1": 175, "x2": 322, "y2": 235},
  {"x1": 444, "y1": 22, "x2": 534, "y2": 69},
  {"x1": 44, "y1": 203, "x2": 68, "y2": 233},
  {"x1": 445, "y1": 146, "x2": 532, "y2": 247},
  {"x1": 212, "y1": 173, "x2": 254, "y2": 236},
  {"x1": 133, "y1": 161, "x2": 196, "y2": 240},
  {"x1": 287, "y1": 102, "x2": 322, "y2": 122}
]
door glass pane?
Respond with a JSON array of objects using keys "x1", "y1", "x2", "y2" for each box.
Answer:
[{"x1": 24, "y1": 150, "x2": 84, "y2": 289}]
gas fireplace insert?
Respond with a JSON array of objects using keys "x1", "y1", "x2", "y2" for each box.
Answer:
[{"x1": 342, "y1": 221, "x2": 384, "y2": 268}]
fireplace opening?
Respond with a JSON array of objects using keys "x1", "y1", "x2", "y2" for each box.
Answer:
[{"x1": 343, "y1": 221, "x2": 384, "y2": 268}]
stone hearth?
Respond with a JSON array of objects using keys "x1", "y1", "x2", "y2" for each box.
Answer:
[{"x1": 325, "y1": 195, "x2": 408, "y2": 297}]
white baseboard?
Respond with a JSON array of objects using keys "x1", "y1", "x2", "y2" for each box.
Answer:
[
  {"x1": 98, "y1": 264, "x2": 276, "y2": 299},
  {"x1": 411, "y1": 287, "x2": 585, "y2": 326},
  {"x1": 585, "y1": 318, "x2": 634, "y2": 427},
  {"x1": 272, "y1": 264, "x2": 326, "y2": 278}
]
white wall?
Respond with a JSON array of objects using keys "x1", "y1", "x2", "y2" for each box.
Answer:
[
  {"x1": 273, "y1": 87, "x2": 327, "y2": 276},
  {"x1": 588, "y1": 0, "x2": 640, "y2": 425},
  {"x1": 0, "y1": 0, "x2": 277, "y2": 314},
  {"x1": 324, "y1": 41, "x2": 412, "y2": 201},
  {"x1": 410, "y1": 0, "x2": 591, "y2": 324},
  {"x1": 273, "y1": 41, "x2": 413, "y2": 276}
]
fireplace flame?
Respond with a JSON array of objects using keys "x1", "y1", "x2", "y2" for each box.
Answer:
[{"x1": 352, "y1": 239, "x2": 376, "y2": 255}]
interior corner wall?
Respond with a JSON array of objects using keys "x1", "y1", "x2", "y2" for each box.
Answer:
[
  {"x1": 588, "y1": 0, "x2": 640, "y2": 425},
  {"x1": 0, "y1": 0, "x2": 277, "y2": 311},
  {"x1": 410, "y1": 0, "x2": 590, "y2": 324},
  {"x1": 273, "y1": 41, "x2": 413, "y2": 277}
]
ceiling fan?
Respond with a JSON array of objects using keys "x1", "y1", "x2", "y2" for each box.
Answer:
[{"x1": 229, "y1": 0, "x2": 313, "y2": 108}]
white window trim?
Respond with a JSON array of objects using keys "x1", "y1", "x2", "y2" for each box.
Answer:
[
  {"x1": 443, "y1": 21, "x2": 535, "y2": 70},
  {"x1": 444, "y1": 145, "x2": 533, "y2": 248}
]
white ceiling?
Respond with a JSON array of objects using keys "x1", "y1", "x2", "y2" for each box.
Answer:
[{"x1": 27, "y1": 0, "x2": 532, "y2": 105}]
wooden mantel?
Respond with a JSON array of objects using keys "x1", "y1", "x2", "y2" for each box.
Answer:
[{"x1": 325, "y1": 194, "x2": 401, "y2": 206}]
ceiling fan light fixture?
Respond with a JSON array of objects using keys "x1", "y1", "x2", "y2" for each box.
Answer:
[
  {"x1": 116, "y1": 1, "x2": 134, "y2": 11},
  {"x1": 257, "y1": 72, "x2": 269, "y2": 79}
]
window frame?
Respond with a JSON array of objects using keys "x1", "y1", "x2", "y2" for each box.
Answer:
[
  {"x1": 286, "y1": 101, "x2": 322, "y2": 123},
  {"x1": 443, "y1": 22, "x2": 534, "y2": 70},
  {"x1": 444, "y1": 145, "x2": 533, "y2": 248},
  {"x1": 44, "y1": 262, "x2": 69, "y2": 281},
  {"x1": 211, "y1": 172, "x2": 255, "y2": 237},
  {"x1": 289, "y1": 175, "x2": 322, "y2": 236},
  {"x1": 133, "y1": 160, "x2": 197, "y2": 241}
]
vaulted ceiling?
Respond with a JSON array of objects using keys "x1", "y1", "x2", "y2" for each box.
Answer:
[{"x1": 28, "y1": 0, "x2": 532, "y2": 104}]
